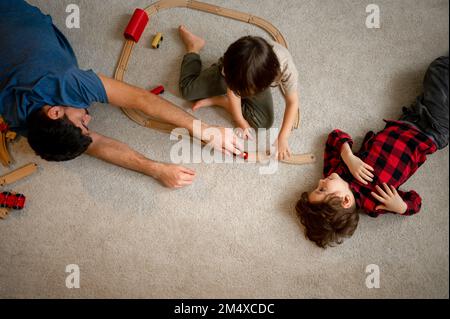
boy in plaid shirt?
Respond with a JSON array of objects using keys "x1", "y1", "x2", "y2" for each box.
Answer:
[{"x1": 296, "y1": 56, "x2": 448, "y2": 248}]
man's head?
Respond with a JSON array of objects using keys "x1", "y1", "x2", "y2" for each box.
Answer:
[
  {"x1": 295, "y1": 173, "x2": 359, "y2": 248},
  {"x1": 223, "y1": 36, "x2": 281, "y2": 98},
  {"x1": 27, "y1": 106, "x2": 92, "y2": 161}
]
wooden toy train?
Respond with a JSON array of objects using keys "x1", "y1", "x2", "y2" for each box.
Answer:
[{"x1": 0, "y1": 191, "x2": 26, "y2": 210}]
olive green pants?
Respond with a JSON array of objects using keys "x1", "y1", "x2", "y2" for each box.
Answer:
[{"x1": 179, "y1": 53, "x2": 274, "y2": 128}]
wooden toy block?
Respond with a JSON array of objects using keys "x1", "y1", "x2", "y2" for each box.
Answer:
[
  {"x1": 0, "y1": 208, "x2": 8, "y2": 219},
  {"x1": 151, "y1": 32, "x2": 163, "y2": 48},
  {"x1": 0, "y1": 163, "x2": 38, "y2": 187},
  {"x1": 0, "y1": 192, "x2": 26, "y2": 210},
  {"x1": 6, "y1": 131, "x2": 17, "y2": 141},
  {"x1": 0, "y1": 131, "x2": 12, "y2": 167}
]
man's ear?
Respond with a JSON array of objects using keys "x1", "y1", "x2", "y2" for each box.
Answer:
[
  {"x1": 341, "y1": 194, "x2": 353, "y2": 209},
  {"x1": 46, "y1": 106, "x2": 65, "y2": 120}
]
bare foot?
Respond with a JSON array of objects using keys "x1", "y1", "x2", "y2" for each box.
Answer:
[
  {"x1": 192, "y1": 98, "x2": 214, "y2": 111},
  {"x1": 192, "y1": 96, "x2": 229, "y2": 111},
  {"x1": 178, "y1": 25, "x2": 205, "y2": 53}
]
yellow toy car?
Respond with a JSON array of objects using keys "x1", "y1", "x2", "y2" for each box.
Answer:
[{"x1": 151, "y1": 32, "x2": 163, "y2": 48}]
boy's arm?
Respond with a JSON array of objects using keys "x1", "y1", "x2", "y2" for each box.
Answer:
[
  {"x1": 99, "y1": 75, "x2": 243, "y2": 155},
  {"x1": 396, "y1": 190, "x2": 422, "y2": 215},
  {"x1": 226, "y1": 88, "x2": 254, "y2": 140},
  {"x1": 323, "y1": 129, "x2": 354, "y2": 176},
  {"x1": 371, "y1": 184, "x2": 421, "y2": 215},
  {"x1": 340, "y1": 143, "x2": 374, "y2": 185},
  {"x1": 275, "y1": 90, "x2": 299, "y2": 160},
  {"x1": 325, "y1": 130, "x2": 374, "y2": 184},
  {"x1": 86, "y1": 131, "x2": 196, "y2": 188},
  {"x1": 226, "y1": 88, "x2": 248, "y2": 127}
]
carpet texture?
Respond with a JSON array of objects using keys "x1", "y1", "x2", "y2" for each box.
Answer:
[{"x1": 0, "y1": 0, "x2": 448, "y2": 298}]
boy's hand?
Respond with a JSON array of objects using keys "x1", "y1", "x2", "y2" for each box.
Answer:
[
  {"x1": 345, "y1": 153, "x2": 374, "y2": 185},
  {"x1": 371, "y1": 183, "x2": 407, "y2": 214},
  {"x1": 234, "y1": 122, "x2": 254, "y2": 141},
  {"x1": 273, "y1": 137, "x2": 291, "y2": 160}
]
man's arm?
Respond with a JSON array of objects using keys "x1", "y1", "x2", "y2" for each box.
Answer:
[
  {"x1": 86, "y1": 131, "x2": 195, "y2": 188},
  {"x1": 99, "y1": 74, "x2": 204, "y2": 135},
  {"x1": 98, "y1": 75, "x2": 243, "y2": 154}
]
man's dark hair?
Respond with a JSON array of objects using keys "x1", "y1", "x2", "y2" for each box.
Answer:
[
  {"x1": 223, "y1": 36, "x2": 280, "y2": 97},
  {"x1": 295, "y1": 192, "x2": 359, "y2": 248},
  {"x1": 26, "y1": 108, "x2": 92, "y2": 161}
]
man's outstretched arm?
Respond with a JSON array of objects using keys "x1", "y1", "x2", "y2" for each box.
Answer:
[
  {"x1": 98, "y1": 75, "x2": 243, "y2": 155},
  {"x1": 86, "y1": 131, "x2": 196, "y2": 188}
]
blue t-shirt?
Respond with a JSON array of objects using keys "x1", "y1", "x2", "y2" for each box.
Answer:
[{"x1": 0, "y1": 0, "x2": 108, "y2": 135}]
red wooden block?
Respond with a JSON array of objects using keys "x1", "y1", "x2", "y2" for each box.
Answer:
[
  {"x1": 150, "y1": 85, "x2": 165, "y2": 95},
  {"x1": 124, "y1": 9, "x2": 149, "y2": 42}
]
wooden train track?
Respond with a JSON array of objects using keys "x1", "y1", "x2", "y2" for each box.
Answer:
[
  {"x1": 0, "y1": 116, "x2": 16, "y2": 167},
  {"x1": 142, "y1": 117, "x2": 315, "y2": 165}
]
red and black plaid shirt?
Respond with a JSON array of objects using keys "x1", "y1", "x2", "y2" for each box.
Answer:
[{"x1": 323, "y1": 120, "x2": 437, "y2": 217}]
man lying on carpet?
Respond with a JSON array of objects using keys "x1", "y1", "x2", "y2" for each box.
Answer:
[
  {"x1": 0, "y1": 0, "x2": 243, "y2": 188},
  {"x1": 295, "y1": 56, "x2": 449, "y2": 248}
]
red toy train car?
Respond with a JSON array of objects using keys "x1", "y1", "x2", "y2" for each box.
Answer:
[{"x1": 0, "y1": 192, "x2": 26, "y2": 210}]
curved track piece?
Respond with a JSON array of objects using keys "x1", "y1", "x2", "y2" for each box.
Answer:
[
  {"x1": 115, "y1": 0, "x2": 300, "y2": 135},
  {"x1": 0, "y1": 132, "x2": 12, "y2": 167}
]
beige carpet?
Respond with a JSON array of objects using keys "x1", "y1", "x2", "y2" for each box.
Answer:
[{"x1": 0, "y1": 0, "x2": 448, "y2": 298}]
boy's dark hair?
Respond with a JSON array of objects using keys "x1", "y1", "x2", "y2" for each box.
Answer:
[
  {"x1": 26, "y1": 108, "x2": 92, "y2": 161},
  {"x1": 295, "y1": 192, "x2": 359, "y2": 248},
  {"x1": 223, "y1": 36, "x2": 280, "y2": 97}
]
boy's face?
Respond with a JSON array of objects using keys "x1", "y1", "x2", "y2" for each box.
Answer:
[{"x1": 308, "y1": 173, "x2": 355, "y2": 207}]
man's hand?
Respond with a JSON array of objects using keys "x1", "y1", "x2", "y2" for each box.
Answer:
[
  {"x1": 203, "y1": 126, "x2": 244, "y2": 157},
  {"x1": 153, "y1": 163, "x2": 196, "y2": 188},
  {"x1": 371, "y1": 183, "x2": 407, "y2": 214}
]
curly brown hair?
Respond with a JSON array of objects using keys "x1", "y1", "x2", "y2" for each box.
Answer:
[{"x1": 295, "y1": 192, "x2": 359, "y2": 248}]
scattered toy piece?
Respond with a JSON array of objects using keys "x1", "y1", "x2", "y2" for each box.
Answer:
[
  {"x1": 0, "y1": 208, "x2": 8, "y2": 219},
  {"x1": 151, "y1": 32, "x2": 163, "y2": 48},
  {"x1": 150, "y1": 85, "x2": 165, "y2": 95},
  {"x1": 5, "y1": 131, "x2": 17, "y2": 142},
  {"x1": 0, "y1": 191, "x2": 26, "y2": 210},
  {"x1": 0, "y1": 116, "x2": 12, "y2": 166},
  {"x1": 124, "y1": 8, "x2": 149, "y2": 42},
  {"x1": 0, "y1": 163, "x2": 38, "y2": 187}
]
